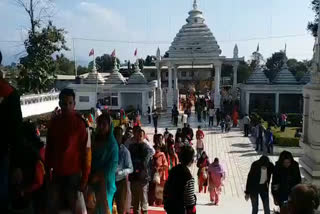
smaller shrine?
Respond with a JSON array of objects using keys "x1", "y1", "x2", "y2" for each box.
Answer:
[
  {"x1": 68, "y1": 60, "x2": 157, "y2": 113},
  {"x1": 240, "y1": 50, "x2": 307, "y2": 115}
]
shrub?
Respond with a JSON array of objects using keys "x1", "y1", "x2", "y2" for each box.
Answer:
[
  {"x1": 273, "y1": 135, "x2": 300, "y2": 147},
  {"x1": 287, "y1": 113, "x2": 302, "y2": 127}
]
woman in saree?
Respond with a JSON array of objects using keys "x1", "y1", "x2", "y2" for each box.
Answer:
[
  {"x1": 197, "y1": 151, "x2": 209, "y2": 193},
  {"x1": 208, "y1": 158, "x2": 225, "y2": 205},
  {"x1": 89, "y1": 113, "x2": 119, "y2": 214}
]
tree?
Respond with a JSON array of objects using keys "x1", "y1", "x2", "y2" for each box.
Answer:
[
  {"x1": 287, "y1": 59, "x2": 309, "y2": 81},
  {"x1": 89, "y1": 54, "x2": 120, "y2": 72},
  {"x1": 144, "y1": 55, "x2": 156, "y2": 66},
  {"x1": 237, "y1": 61, "x2": 252, "y2": 83},
  {"x1": 138, "y1": 58, "x2": 144, "y2": 70},
  {"x1": 18, "y1": 21, "x2": 68, "y2": 93},
  {"x1": 55, "y1": 54, "x2": 74, "y2": 75},
  {"x1": 77, "y1": 65, "x2": 90, "y2": 75},
  {"x1": 16, "y1": 0, "x2": 68, "y2": 93},
  {"x1": 265, "y1": 51, "x2": 286, "y2": 81},
  {"x1": 307, "y1": 0, "x2": 319, "y2": 37},
  {"x1": 248, "y1": 51, "x2": 264, "y2": 70}
]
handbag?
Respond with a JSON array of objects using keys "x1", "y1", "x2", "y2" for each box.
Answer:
[
  {"x1": 202, "y1": 168, "x2": 208, "y2": 180},
  {"x1": 75, "y1": 191, "x2": 87, "y2": 214},
  {"x1": 85, "y1": 186, "x2": 96, "y2": 210},
  {"x1": 155, "y1": 184, "x2": 164, "y2": 200},
  {"x1": 153, "y1": 172, "x2": 161, "y2": 184}
]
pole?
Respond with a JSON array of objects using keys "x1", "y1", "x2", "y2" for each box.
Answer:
[
  {"x1": 72, "y1": 38, "x2": 77, "y2": 76},
  {"x1": 94, "y1": 52, "x2": 99, "y2": 109}
]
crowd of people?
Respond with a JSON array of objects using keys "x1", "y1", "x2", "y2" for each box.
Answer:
[{"x1": 1, "y1": 56, "x2": 319, "y2": 214}]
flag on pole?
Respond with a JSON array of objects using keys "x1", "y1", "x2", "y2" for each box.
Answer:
[
  {"x1": 134, "y1": 48, "x2": 138, "y2": 57},
  {"x1": 89, "y1": 48, "x2": 94, "y2": 57},
  {"x1": 111, "y1": 49, "x2": 116, "y2": 57}
]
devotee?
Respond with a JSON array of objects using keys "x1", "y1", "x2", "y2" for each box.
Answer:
[
  {"x1": 265, "y1": 127, "x2": 274, "y2": 154},
  {"x1": 45, "y1": 88, "x2": 91, "y2": 214},
  {"x1": 196, "y1": 126, "x2": 205, "y2": 159},
  {"x1": 89, "y1": 113, "x2": 119, "y2": 214},
  {"x1": 272, "y1": 151, "x2": 301, "y2": 208},
  {"x1": 151, "y1": 144, "x2": 168, "y2": 206},
  {"x1": 197, "y1": 151, "x2": 209, "y2": 193},
  {"x1": 209, "y1": 106, "x2": 215, "y2": 127},
  {"x1": 147, "y1": 106, "x2": 152, "y2": 124},
  {"x1": 152, "y1": 110, "x2": 159, "y2": 130},
  {"x1": 0, "y1": 52, "x2": 23, "y2": 210},
  {"x1": 208, "y1": 158, "x2": 225, "y2": 205},
  {"x1": 282, "y1": 184, "x2": 319, "y2": 214},
  {"x1": 255, "y1": 122, "x2": 264, "y2": 152},
  {"x1": 114, "y1": 127, "x2": 133, "y2": 214},
  {"x1": 243, "y1": 114, "x2": 251, "y2": 137},
  {"x1": 129, "y1": 129, "x2": 154, "y2": 214},
  {"x1": 164, "y1": 146, "x2": 197, "y2": 214},
  {"x1": 245, "y1": 155, "x2": 274, "y2": 214}
]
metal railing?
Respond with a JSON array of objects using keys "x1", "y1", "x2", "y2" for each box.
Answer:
[{"x1": 20, "y1": 92, "x2": 59, "y2": 106}]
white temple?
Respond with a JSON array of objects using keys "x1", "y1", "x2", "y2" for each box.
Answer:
[
  {"x1": 69, "y1": 60, "x2": 157, "y2": 113},
  {"x1": 156, "y1": 0, "x2": 243, "y2": 111},
  {"x1": 240, "y1": 48, "x2": 306, "y2": 115}
]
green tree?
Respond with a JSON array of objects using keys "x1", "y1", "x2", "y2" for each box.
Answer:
[
  {"x1": 77, "y1": 65, "x2": 90, "y2": 75},
  {"x1": 144, "y1": 55, "x2": 156, "y2": 66},
  {"x1": 16, "y1": 0, "x2": 68, "y2": 93},
  {"x1": 18, "y1": 21, "x2": 68, "y2": 93},
  {"x1": 237, "y1": 61, "x2": 252, "y2": 83},
  {"x1": 89, "y1": 54, "x2": 120, "y2": 72},
  {"x1": 287, "y1": 59, "x2": 309, "y2": 81},
  {"x1": 265, "y1": 51, "x2": 286, "y2": 81},
  {"x1": 307, "y1": 0, "x2": 319, "y2": 37},
  {"x1": 55, "y1": 54, "x2": 74, "y2": 75}
]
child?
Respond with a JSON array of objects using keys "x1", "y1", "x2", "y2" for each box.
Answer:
[
  {"x1": 220, "y1": 120, "x2": 226, "y2": 133},
  {"x1": 208, "y1": 158, "x2": 225, "y2": 205}
]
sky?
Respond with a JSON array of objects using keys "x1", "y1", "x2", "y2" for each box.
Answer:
[{"x1": 0, "y1": 0, "x2": 316, "y2": 66}]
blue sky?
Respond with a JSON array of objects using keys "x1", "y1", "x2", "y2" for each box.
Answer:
[{"x1": 0, "y1": 0, "x2": 316, "y2": 66}]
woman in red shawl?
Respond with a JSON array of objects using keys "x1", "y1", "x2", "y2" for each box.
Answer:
[
  {"x1": 197, "y1": 151, "x2": 209, "y2": 193},
  {"x1": 208, "y1": 158, "x2": 225, "y2": 205},
  {"x1": 232, "y1": 106, "x2": 239, "y2": 127}
]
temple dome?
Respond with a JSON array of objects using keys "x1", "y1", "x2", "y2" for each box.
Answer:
[
  {"x1": 84, "y1": 66, "x2": 105, "y2": 84},
  {"x1": 246, "y1": 67, "x2": 270, "y2": 84},
  {"x1": 167, "y1": 0, "x2": 222, "y2": 58},
  {"x1": 273, "y1": 63, "x2": 298, "y2": 84},
  {"x1": 127, "y1": 64, "x2": 148, "y2": 84},
  {"x1": 105, "y1": 62, "x2": 126, "y2": 85}
]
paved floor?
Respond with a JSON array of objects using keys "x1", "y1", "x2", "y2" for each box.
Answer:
[{"x1": 142, "y1": 112, "x2": 280, "y2": 214}]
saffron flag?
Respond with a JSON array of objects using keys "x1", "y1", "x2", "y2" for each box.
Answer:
[
  {"x1": 134, "y1": 48, "x2": 138, "y2": 57},
  {"x1": 89, "y1": 48, "x2": 94, "y2": 56},
  {"x1": 111, "y1": 49, "x2": 116, "y2": 57}
]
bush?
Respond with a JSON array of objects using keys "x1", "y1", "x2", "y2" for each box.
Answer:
[
  {"x1": 287, "y1": 113, "x2": 302, "y2": 127},
  {"x1": 250, "y1": 112, "x2": 264, "y2": 126},
  {"x1": 273, "y1": 135, "x2": 300, "y2": 147}
]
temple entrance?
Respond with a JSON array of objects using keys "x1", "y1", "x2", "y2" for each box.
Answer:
[
  {"x1": 279, "y1": 94, "x2": 303, "y2": 113},
  {"x1": 121, "y1": 92, "x2": 142, "y2": 111}
]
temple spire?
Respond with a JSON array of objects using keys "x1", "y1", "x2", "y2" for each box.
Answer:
[{"x1": 193, "y1": 0, "x2": 198, "y2": 10}]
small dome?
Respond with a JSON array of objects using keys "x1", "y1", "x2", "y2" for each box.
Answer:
[
  {"x1": 105, "y1": 62, "x2": 126, "y2": 84},
  {"x1": 273, "y1": 63, "x2": 297, "y2": 84},
  {"x1": 84, "y1": 72, "x2": 105, "y2": 84},
  {"x1": 127, "y1": 64, "x2": 148, "y2": 84},
  {"x1": 246, "y1": 67, "x2": 269, "y2": 84}
]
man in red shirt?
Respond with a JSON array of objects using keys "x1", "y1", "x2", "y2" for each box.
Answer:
[{"x1": 46, "y1": 88, "x2": 90, "y2": 213}]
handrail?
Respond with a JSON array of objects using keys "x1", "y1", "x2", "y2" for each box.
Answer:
[{"x1": 20, "y1": 92, "x2": 60, "y2": 106}]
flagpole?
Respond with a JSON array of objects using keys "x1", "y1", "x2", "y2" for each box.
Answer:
[
  {"x1": 94, "y1": 50, "x2": 99, "y2": 110},
  {"x1": 73, "y1": 38, "x2": 77, "y2": 76}
]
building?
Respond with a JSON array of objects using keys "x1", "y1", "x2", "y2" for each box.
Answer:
[
  {"x1": 240, "y1": 51, "x2": 306, "y2": 115},
  {"x1": 68, "y1": 61, "x2": 156, "y2": 113}
]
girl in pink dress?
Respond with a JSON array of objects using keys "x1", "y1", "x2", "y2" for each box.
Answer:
[{"x1": 208, "y1": 158, "x2": 225, "y2": 205}]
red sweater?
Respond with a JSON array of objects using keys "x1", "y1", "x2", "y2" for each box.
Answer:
[{"x1": 45, "y1": 112, "x2": 88, "y2": 179}]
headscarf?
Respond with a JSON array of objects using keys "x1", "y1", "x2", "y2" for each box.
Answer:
[{"x1": 92, "y1": 114, "x2": 119, "y2": 213}]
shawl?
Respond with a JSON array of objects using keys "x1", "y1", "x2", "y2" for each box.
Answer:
[{"x1": 92, "y1": 124, "x2": 119, "y2": 214}]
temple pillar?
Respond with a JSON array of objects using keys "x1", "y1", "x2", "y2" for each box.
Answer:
[
  {"x1": 246, "y1": 92, "x2": 250, "y2": 114},
  {"x1": 275, "y1": 93, "x2": 279, "y2": 113},
  {"x1": 233, "y1": 62, "x2": 239, "y2": 87},
  {"x1": 300, "y1": 77, "x2": 320, "y2": 185},
  {"x1": 214, "y1": 62, "x2": 222, "y2": 110},
  {"x1": 167, "y1": 65, "x2": 173, "y2": 112},
  {"x1": 173, "y1": 65, "x2": 179, "y2": 109},
  {"x1": 156, "y1": 62, "x2": 162, "y2": 110}
]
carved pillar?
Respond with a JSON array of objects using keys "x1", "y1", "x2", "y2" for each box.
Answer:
[
  {"x1": 173, "y1": 65, "x2": 179, "y2": 109},
  {"x1": 214, "y1": 62, "x2": 222, "y2": 109},
  {"x1": 233, "y1": 62, "x2": 239, "y2": 87},
  {"x1": 156, "y1": 62, "x2": 162, "y2": 110},
  {"x1": 167, "y1": 64, "x2": 173, "y2": 112}
]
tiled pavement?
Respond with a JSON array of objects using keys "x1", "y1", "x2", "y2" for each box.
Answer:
[{"x1": 141, "y1": 112, "x2": 284, "y2": 214}]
